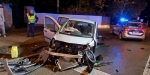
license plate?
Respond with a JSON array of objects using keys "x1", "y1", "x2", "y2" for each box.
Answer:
[{"x1": 132, "y1": 32, "x2": 140, "y2": 35}]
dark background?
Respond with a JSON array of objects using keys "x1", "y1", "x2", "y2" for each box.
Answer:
[{"x1": 0, "y1": 0, "x2": 150, "y2": 28}]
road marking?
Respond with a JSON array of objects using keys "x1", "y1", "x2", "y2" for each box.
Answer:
[
  {"x1": 143, "y1": 55, "x2": 150, "y2": 75},
  {"x1": 74, "y1": 66, "x2": 110, "y2": 75}
]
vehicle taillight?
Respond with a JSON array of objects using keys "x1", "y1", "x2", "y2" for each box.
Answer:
[
  {"x1": 138, "y1": 25, "x2": 142, "y2": 28},
  {"x1": 125, "y1": 28, "x2": 130, "y2": 31},
  {"x1": 142, "y1": 29, "x2": 146, "y2": 32}
]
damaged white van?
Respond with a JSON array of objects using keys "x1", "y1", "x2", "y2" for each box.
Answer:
[{"x1": 44, "y1": 15, "x2": 102, "y2": 73}]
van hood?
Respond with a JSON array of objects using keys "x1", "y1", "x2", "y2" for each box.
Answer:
[{"x1": 53, "y1": 33, "x2": 93, "y2": 45}]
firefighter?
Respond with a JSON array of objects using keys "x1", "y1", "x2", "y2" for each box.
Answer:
[
  {"x1": 0, "y1": 12, "x2": 6, "y2": 37},
  {"x1": 27, "y1": 9, "x2": 38, "y2": 37}
]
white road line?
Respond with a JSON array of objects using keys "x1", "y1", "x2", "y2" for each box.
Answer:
[
  {"x1": 143, "y1": 55, "x2": 150, "y2": 75},
  {"x1": 74, "y1": 66, "x2": 110, "y2": 75}
]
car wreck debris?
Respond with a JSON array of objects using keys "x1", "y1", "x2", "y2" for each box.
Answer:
[
  {"x1": 0, "y1": 49, "x2": 49, "y2": 75},
  {"x1": 94, "y1": 61, "x2": 113, "y2": 67}
]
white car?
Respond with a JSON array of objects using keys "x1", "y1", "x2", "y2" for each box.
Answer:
[
  {"x1": 44, "y1": 15, "x2": 102, "y2": 73},
  {"x1": 112, "y1": 21, "x2": 146, "y2": 40}
]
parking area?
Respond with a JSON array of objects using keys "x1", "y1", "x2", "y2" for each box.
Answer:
[{"x1": 0, "y1": 26, "x2": 150, "y2": 75}]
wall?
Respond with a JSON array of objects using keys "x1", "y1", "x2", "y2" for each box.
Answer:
[
  {"x1": 100, "y1": 16, "x2": 110, "y2": 28},
  {"x1": 36, "y1": 13, "x2": 111, "y2": 28},
  {"x1": 36, "y1": 13, "x2": 103, "y2": 25},
  {"x1": 25, "y1": 6, "x2": 110, "y2": 28},
  {"x1": 3, "y1": 4, "x2": 12, "y2": 28},
  {"x1": 0, "y1": 4, "x2": 12, "y2": 31}
]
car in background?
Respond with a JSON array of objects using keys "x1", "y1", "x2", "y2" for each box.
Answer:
[{"x1": 112, "y1": 21, "x2": 146, "y2": 40}]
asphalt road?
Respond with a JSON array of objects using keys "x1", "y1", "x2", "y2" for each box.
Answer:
[
  {"x1": 97, "y1": 28, "x2": 150, "y2": 75},
  {"x1": 0, "y1": 27, "x2": 150, "y2": 75}
]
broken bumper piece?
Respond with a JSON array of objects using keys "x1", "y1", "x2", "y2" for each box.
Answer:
[
  {"x1": 2, "y1": 50, "x2": 49, "y2": 75},
  {"x1": 47, "y1": 51, "x2": 83, "y2": 58}
]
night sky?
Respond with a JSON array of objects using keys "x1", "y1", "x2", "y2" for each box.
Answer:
[
  {"x1": 142, "y1": 0, "x2": 150, "y2": 22},
  {"x1": 145, "y1": 0, "x2": 150, "y2": 17}
]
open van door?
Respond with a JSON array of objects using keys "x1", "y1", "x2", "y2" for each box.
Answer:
[
  {"x1": 44, "y1": 15, "x2": 61, "y2": 42},
  {"x1": 57, "y1": 16, "x2": 69, "y2": 26}
]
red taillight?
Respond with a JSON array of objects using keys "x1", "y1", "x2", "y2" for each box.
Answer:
[
  {"x1": 138, "y1": 25, "x2": 142, "y2": 28},
  {"x1": 142, "y1": 29, "x2": 146, "y2": 32},
  {"x1": 125, "y1": 28, "x2": 130, "y2": 31}
]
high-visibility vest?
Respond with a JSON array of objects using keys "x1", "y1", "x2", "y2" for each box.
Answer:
[{"x1": 27, "y1": 13, "x2": 36, "y2": 23}]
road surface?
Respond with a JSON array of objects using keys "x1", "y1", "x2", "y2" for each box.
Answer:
[{"x1": 0, "y1": 27, "x2": 150, "y2": 75}]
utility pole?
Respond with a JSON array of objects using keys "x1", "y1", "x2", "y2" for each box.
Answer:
[{"x1": 57, "y1": 0, "x2": 59, "y2": 13}]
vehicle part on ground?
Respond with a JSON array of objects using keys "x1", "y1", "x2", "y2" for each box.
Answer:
[
  {"x1": 2, "y1": 49, "x2": 49, "y2": 75},
  {"x1": 0, "y1": 39, "x2": 99, "y2": 74},
  {"x1": 56, "y1": 57, "x2": 78, "y2": 71},
  {"x1": 94, "y1": 61, "x2": 113, "y2": 67}
]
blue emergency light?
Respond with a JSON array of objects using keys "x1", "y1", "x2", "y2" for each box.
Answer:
[{"x1": 120, "y1": 18, "x2": 128, "y2": 22}]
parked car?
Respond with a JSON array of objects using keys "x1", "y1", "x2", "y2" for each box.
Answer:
[
  {"x1": 43, "y1": 15, "x2": 102, "y2": 73},
  {"x1": 112, "y1": 21, "x2": 146, "y2": 40}
]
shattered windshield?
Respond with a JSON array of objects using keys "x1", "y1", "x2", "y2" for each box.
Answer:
[{"x1": 59, "y1": 20, "x2": 94, "y2": 38}]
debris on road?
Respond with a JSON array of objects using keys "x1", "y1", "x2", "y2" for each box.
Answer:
[
  {"x1": 0, "y1": 49, "x2": 49, "y2": 75},
  {"x1": 141, "y1": 48, "x2": 145, "y2": 50},
  {"x1": 101, "y1": 37, "x2": 108, "y2": 41},
  {"x1": 127, "y1": 49, "x2": 131, "y2": 51},
  {"x1": 94, "y1": 61, "x2": 113, "y2": 67},
  {"x1": 96, "y1": 55, "x2": 103, "y2": 61},
  {"x1": 106, "y1": 45, "x2": 112, "y2": 47},
  {"x1": 106, "y1": 45, "x2": 110, "y2": 47},
  {"x1": 116, "y1": 69, "x2": 119, "y2": 72},
  {"x1": 45, "y1": 65, "x2": 59, "y2": 72}
]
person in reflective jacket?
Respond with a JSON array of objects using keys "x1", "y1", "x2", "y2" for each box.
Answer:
[{"x1": 26, "y1": 9, "x2": 38, "y2": 37}]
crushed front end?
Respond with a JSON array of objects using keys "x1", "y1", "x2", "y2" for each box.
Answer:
[{"x1": 47, "y1": 40, "x2": 96, "y2": 73}]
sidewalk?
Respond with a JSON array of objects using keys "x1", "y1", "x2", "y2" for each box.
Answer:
[{"x1": 0, "y1": 26, "x2": 48, "y2": 58}]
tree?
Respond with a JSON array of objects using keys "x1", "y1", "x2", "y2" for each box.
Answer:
[
  {"x1": 93, "y1": 0, "x2": 107, "y2": 15},
  {"x1": 111, "y1": 0, "x2": 147, "y2": 18},
  {"x1": 61, "y1": 0, "x2": 107, "y2": 15},
  {"x1": 0, "y1": 0, "x2": 9, "y2": 3},
  {"x1": 114, "y1": 0, "x2": 134, "y2": 15},
  {"x1": 61, "y1": 0, "x2": 91, "y2": 14}
]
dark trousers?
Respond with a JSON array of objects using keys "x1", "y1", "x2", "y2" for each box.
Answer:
[{"x1": 27, "y1": 24, "x2": 35, "y2": 36}]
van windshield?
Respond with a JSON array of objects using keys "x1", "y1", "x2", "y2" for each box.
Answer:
[{"x1": 59, "y1": 20, "x2": 94, "y2": 38}]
